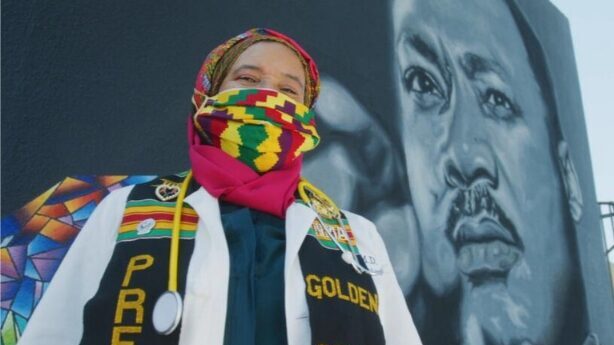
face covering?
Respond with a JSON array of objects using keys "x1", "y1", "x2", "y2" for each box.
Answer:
[{"x1": 193, "y1": 88, "x2": 320, "y2": 174}]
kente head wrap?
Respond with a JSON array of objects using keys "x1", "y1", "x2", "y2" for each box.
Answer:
[
  {"x1": 193, "y1": 28, "x2": 320, "y2": 109},
  {"x1": 188, "y1": 28, "x2": 321, "y2": 217}
]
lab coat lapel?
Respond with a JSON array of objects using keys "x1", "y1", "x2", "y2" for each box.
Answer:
[
  {"x1": 179, "y1": 187, "x2": 229, "y2": 345},
  {"x1": 285, "y1": 202, "x2": 318, "y2": 345}
]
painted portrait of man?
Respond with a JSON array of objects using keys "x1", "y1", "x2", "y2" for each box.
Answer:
[
  {"x1": 392, "y1": 0, "x2": 588, "y2": 344},
  {"x1": 4, "y1": 0, "x2": 613, "y2": 343}
]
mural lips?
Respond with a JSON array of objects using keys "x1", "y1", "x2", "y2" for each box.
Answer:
[{"x1": 446, "y1": 183, "x2": 523, "y2": 285}]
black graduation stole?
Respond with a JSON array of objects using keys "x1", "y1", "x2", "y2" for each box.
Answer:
[
  {"x1": 80, "y1": 173, "x2": 199, "y2": 345},
  {"x1": 298, "y1": 209, "x2": 385, "y2": 345}
]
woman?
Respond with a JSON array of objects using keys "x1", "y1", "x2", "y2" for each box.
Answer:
[{"x1": 19, "y1": 28, "x2": 422, "y2": 345}]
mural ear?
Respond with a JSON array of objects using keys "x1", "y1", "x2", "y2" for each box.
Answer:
[{"x1": 558, "y1": 141, "x2": 583, "y2": 222}]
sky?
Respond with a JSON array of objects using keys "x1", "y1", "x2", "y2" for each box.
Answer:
[{"x1": 549, "y1": 0, "x2": 614, "y2": 203}]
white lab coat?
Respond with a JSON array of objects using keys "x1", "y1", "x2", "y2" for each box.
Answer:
[{"x1": 19, "y1": 185, "x2": 422, "y2": 345}]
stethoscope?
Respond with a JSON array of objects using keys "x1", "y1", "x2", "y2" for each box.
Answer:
[
  {"x1": 151, "y1": 170, "x2": 192, "y2": 335},
  {"x1": 151, "y1": 173, "x2": 381, "y2": 335}
]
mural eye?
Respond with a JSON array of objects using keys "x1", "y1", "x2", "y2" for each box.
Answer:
[
  {"x1": 404, "y1": 68, "x2": 441, "y2": 95},
  {"x1": 482, "y1": 88, "x2": 519, "y2": 120},
  {"x1": 403, "y1": 67, "x2": 445, "y2": 111}
]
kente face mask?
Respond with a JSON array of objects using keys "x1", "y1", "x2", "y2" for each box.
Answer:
[{"x1": 193, "y1": 88, "x2": 320, "y2": 173}]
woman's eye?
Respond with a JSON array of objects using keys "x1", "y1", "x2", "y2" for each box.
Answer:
[
  {"x1": 238, "y1": 75, "x2": 258, "y2": 83},
  {"x1": 281, "y1": 87, "x2": 297, "y2": 95},
  {"x1": 482, "y1": 88, "x2": 519, "y2": 120},
  {"x1": 403, "y1": 67, "x2": 445, "y2": 110}
]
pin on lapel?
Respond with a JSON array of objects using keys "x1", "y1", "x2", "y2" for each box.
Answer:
[
  {"x1": 155, "y1": 179, "x2": 182, "y2": 201},
  {"x1": 137, "y1": 218, "x2": 156, "y2": 235}
]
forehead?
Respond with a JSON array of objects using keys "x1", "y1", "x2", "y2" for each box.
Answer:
[
  {"x1": 231, "y1": 41, "x2": 305, "y2": 79},
  {"x1": 393, "y1": 0, "x2": 530, "y2": 76}
]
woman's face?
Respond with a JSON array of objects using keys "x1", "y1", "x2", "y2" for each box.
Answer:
[{"x1": 218, "y1": 41, "x2": 307, "y2": 103}]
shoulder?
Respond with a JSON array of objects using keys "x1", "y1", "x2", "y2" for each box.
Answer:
[
  {"x1": 99, "y1": 185, "x2": 134, "y2": 209},
  {"x1": 342, "y1": 209, "x2": 376, "y2": 230},
  {"x1": 85, "y1": 185, "x2": 134, "y2": 228},
  {"x1": 342, "y1": 209, "x2": 380, "y2": 242},
  {"x1": 342, "y1": 209, "x2": 395, "y2": 278},
  {"x1": 82, "y1": 171, "x2": 193, "y2": 240}
]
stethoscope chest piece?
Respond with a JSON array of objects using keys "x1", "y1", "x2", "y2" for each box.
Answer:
[{"x1": 153, "y1": 290, "x2": 183, "y2": 335}]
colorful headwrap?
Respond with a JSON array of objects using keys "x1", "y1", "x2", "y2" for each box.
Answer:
[
  {"x1": 193, "y1": 28, "x2": 320, "y2": 109},
  {"x1": 188, "y1": 28, "x2": 321, "y2": 217}
]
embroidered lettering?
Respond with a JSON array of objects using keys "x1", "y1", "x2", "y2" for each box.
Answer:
[
  {"x1": 111, "y1": 326, "x2": 142, "y2": 345},
  {"x1": 321, "y1": 276, "x2": 336, "y2": 298},
  {"x1": 358, "y1": 286, "x2": 370, "y2": 310},
  {"x1": 335, "y1": 279, "x2": 350, "y2": 301},
  {"x1": 369, "y1": 292, "x2": 379, "y2": 313},
  {"x1": 304, "y1": 274, "x2": 378, "y2": 314},
  {"x1": 122, "y1": 254, "x2": 154, "y2": 287},
  {"x1": 112, "y1": 254, "x2": 154, "y2": 340},
  {"x1": 306, "y1": 274, "x2": 322, "y2": 299},
  {"x1": 348, "y1": 281, "x2": 359, "y2": 304},
  {"x1": 114, "y1": 289, "x2": 146, "y2": 324}
]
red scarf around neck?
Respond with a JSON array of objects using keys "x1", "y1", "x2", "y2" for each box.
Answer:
[{"x1": 188, "y1": 118, "x2": 300, "y2": 218}]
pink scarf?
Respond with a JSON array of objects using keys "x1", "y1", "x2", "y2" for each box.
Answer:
[{"x1": 188, "y1": 118, "x2": 300, "y2": 218}]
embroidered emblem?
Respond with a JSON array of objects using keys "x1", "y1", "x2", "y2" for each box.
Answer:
[
  {"x1": 298, "y1": 179, "x2": 358, "y2": 251},
  {"x1": 155, "y1": 179, "x2": 182, "y2": 201},
  {"x1": 136, "y1": 218, "x2": 156, "y2": 235},
  {"x1": 308, "y1": 217, "x2": 356, "y2": 251},
  {"x1": 307, "y1": 190, "x2": 339, "y2": 219}
]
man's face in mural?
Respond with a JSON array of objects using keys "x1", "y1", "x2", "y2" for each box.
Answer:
[{"x1": 394, "y1": 0, "x2": 577, "y2": 344}]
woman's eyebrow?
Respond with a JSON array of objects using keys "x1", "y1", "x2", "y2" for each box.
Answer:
[
  {"x1": 232, "y1": 64, "x2": 263, "y2": 74},
  {"x1": 283, "y1": 73, "x2": 305, "y2": 89}
]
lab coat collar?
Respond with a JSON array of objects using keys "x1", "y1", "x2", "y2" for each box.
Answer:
[
  {"x1": 285, "y1": 201, "x2": 318, "y2": 265},
  {"x1": 183, "y1": 187, "x2": 317, "y2": 345},
  {"x1": 184, "y1": 186, "x2": 317, "y2": 254}
]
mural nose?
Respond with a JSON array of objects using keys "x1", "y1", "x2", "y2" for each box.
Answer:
[{"x1": 444, "y1": 96, "x2": 497, "y2": 189}]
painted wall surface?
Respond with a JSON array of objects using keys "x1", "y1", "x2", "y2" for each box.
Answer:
[{"x1": 2, "y1": 0, "x2": 612, "y2": 344}]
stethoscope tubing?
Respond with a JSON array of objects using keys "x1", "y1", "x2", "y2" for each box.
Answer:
[{"x1": 153, "y1": 170, "x2": 193, "y2": 335}]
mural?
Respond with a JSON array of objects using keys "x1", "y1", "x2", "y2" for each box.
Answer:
[
  {"x1": 303, "y1": 1, "x2": 613, "y2": 344},
  {"x1": 2, "y1": 0, "x2": 613, "y2": 344},
  {"x1": 393, "y1": 0, "x2": 585, "y2": 344},
  {"x1": 0, "y1": 176, "x2": 155, "y2": 344}
]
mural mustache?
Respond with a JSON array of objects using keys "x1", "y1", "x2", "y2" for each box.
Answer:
[{"x1": 445, "y1": 182, "x2": 523, "y2": 286}]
